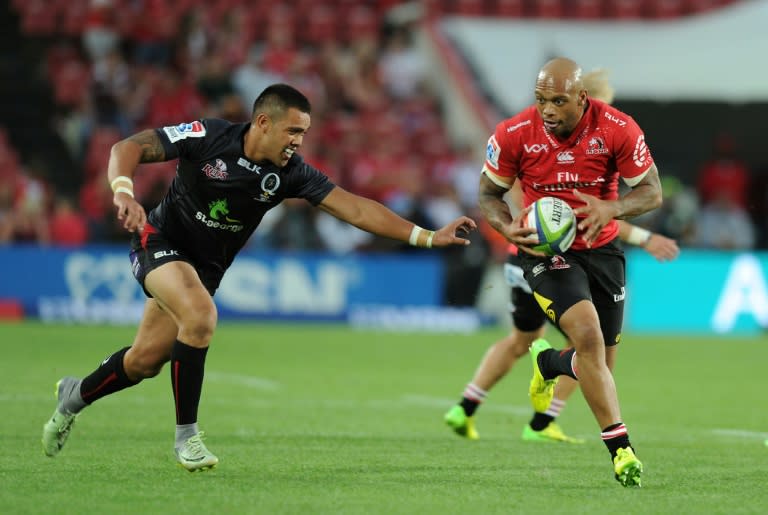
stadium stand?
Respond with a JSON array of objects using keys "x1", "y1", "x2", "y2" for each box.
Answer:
[{"x1": 0, "y1": 0, "x2": 756, "y2": 251}]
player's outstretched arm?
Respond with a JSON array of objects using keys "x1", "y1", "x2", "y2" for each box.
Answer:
[
  {"x1": 318, "y1": 186, "x2": 477, "y2": 248},
  {"x1": 617, "y1": 220, "x2": 680, "y2": 262},
  {"x1": 107, "y1": 129, "x2": 167, "y2": 233}
]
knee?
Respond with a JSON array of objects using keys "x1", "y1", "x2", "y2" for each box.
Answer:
[
  {"x1": 500, "y1": 334, "x2": 532, "y2": 359},
  {"x1": 179, "y1": 303, "x2": 217, "y2": 346},
  {"x1": 566, "y1": 323, "x2": 604, "y2": 355}
]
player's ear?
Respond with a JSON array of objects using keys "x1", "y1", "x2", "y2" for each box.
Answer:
[{"x1": 254, "y1": 112, "x2": 271, "y2": 132}]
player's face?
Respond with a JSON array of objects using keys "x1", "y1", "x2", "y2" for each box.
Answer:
[
  {"x1": 265, "y1": 107, "x2": 311, "y2": 166},
  {"x1": 534, "y1": 84, "x2": 586, "y2": 139}
]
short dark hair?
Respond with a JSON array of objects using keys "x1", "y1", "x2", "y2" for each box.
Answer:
[{"x1": 252, "y1": 84, "x2": 311, "y2": 119}]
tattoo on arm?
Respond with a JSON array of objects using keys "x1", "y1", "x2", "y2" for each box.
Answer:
[
  {"x1": 127, "y1": 130, "x2": 166, "y2": 163},
  {"x1": 478, "y1": 174, "x2": 514, "y2": 232},
  {"x1": 617, "y1": 165, "x2": 663, "y2": 219}
]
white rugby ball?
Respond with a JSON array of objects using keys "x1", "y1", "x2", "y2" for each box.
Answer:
[{"x1": 525, "y1": 196, "x2": 577, "y2": 256}]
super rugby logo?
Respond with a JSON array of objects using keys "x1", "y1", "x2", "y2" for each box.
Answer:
[
  {"x1": 486, "y1": 135, "x2": 500, "y2": 169},
  {"x1": 202, "y1": 159, "x2": 228, "y2": 180},
  {"x1": 162, "y1": 121, "x2": 206, "y2": 142}
]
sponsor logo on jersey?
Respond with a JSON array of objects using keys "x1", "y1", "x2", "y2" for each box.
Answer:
[
  {"x1": 556, "y1": 151, "x2": 574, "y2": 163},
  {"x1": 613, "y1": 286, "x2": 626, "y2": 302},
  {"x1": 202, "y1": 159, "x2": 228, "y2": 180},
  {"x1": 585, "y1": 136, "x2": 609, "y2": 155},
  {"x1": 633, "y1": 135, "x2": 649, "y2": 167},
  {"x1": 153, "y1": 250, "x2": 179, "y2": 259},
  {"x1": 255, "y1": 173, "x2": 281, "y2": 203},
  {"x1": 603, "y1": 112, "x2": 627, "y2": 127},
  {"x1": 208, "y1": 198, "x2": 241, "y2": 223},
  {"x1": 162, "y1": 121, "x2": 207, "y2": 142},
  {"x1": 532, "y1": 263, "x2": 547, "y2": 277},
  {"x1": 524, "y1": 143, "x2": 548, "y2": 153},
  {"x1": 485, "y1": 135, "x2": 500, "y2": 169},
  {"x1": 237, "y1": 157, "x2": 261, "y2": 173},
  {"x1": 194, "y1": 198, "x2": 244, "y2": 232},
  {"x1": 533, "y1": 176, "x2": 604, "y2": 192},
  {"x1": 506, "y1": 120, "x2": 531, "y2": 132}
]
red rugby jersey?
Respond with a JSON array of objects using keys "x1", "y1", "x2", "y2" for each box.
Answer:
[{"x1": 483, "y1": 98, "x2": 653, "y2": 250}]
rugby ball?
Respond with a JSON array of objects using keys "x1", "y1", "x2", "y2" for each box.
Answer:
[{"x1": 525, "y1": 196, "x2": 577, "y2": 256}]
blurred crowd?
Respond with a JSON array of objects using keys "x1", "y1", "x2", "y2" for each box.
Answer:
[{"x1": 0, "y1": 0, "x2": 765, "y2": 254}]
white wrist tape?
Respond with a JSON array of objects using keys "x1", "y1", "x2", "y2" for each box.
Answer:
[
  {"x1": 627, "y1": 226, "x2": 651, "y2": 246},
  {"x1": 110, "y1": 176, "x2": 133, "y2": 191},
  {"x1": 408, "y1": 225, "x2": 436, "y2": 248},
  {"x1": 114, "y1": 186, "x2": 135, "y2": 198},
  {"x1": 425, "y1": 231, "x2": 435, "y2": 249},
  {"x1": 409, "y1": 226, "x2": 423, "y2": 246}
]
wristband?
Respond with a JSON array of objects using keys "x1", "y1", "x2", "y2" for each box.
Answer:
[
  {"x1": 409, "y1": 226, "x2": 423, "y2": 246},
  {"x1": 425, "y1": 231, "x2": 435, "y2": 249},
  {"x1": 408, "y1": 225, "x2": 436, "y2": 248},
  {"x1": 110, "y1": 176, "x2": 133, "y2": 191},
  {"x1": 626, "y1": 226, "x2": 651, "y2": 246},
  {"x1": 114, "y1": 186, "x2": 135, "y2": 198}
]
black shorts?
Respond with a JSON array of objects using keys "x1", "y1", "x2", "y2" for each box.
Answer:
[
  {"x1": 518, "y1": 240, "x2": 626, "y2": 347},
  {"x1": 504, "y1": 253, "x2": 547, "y2": 332},
  {"x1": 129, "y1": 224, "x2": 223, "y2": 297}
]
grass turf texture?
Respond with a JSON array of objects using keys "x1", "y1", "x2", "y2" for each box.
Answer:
[{"x1": 2, "y1": 322, "x2": 766, "y2": 514}]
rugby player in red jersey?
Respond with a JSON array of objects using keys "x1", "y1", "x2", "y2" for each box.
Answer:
[
  {"x1": 41, "y1": 84, "x2": 477, "y2": 471},
  {"x1": 444, "y1": 69, "x2": 678, "y2": 447},
  {"x1": 477, "y1": 57, "x2": 662, "y2": 487}
]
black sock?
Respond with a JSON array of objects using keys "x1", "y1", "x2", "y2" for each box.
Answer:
[
  {"x1": 602, "y1": 423, "x2": 631, "y2": 458},
  {"x1": 539, "y1": 348, "x2": 577, "y2": 380},
  {"x1": 459, "y1": 397, "x2": 480, "y2": 417},
  {"x1": 80, "y1": 347, "x2": 139, "y2": 405},
  {"x1": 170, "y1": 340, "x2": 208, "y2": 425},
  {"x1": 529, "y1": 412, "x2": 555, "y2": 431}
]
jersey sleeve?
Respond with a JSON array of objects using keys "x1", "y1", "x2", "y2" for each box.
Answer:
[
  {"x1": 614, "y1": 117, "x2": 654, "y2": 186},
  {"x1": 482, "y1": 122, "x2": 518, "y2": 189},
  {"x1": 287, "y1": 158, "x2": 336, "y2": 205},
  {"x1": 155, "y1": 119, "x2": 221, "y2": 161}
]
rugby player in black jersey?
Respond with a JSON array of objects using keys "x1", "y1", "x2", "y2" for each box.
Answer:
[{"x1": 42, "y1": 84, "x2": 477, "y2": 471}]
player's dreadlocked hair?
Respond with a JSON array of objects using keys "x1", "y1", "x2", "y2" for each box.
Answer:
[
  {"x1": 252, "y1": 84, "x2": 312, "y2": 118},
  {"x1": 583, "y1": 68, "x2": 615, "y2": 104}
]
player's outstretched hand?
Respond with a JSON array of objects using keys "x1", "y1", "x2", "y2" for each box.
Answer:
[
  {"x1": 113, "y1": 192, "x2": 146, "y2": 233},
  {"x1": 644, "y1": 233, "x2": 679, "y2": 262},
  {"x1": 431, "y1": 216, "x2": 478, "y2": 247}
]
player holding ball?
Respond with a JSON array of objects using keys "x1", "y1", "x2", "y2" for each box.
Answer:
[{"x1": 477, "y1": 57, "x2": 663, "y2": 487}]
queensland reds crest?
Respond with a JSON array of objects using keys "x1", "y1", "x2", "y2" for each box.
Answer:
[{"x1": 202, "y1": 159, "x2": 228, "y2": 180}]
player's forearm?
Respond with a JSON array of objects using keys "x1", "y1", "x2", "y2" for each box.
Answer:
[
  {"x1": 479, "y1": 194, "x2": 514, "y2": 235},
  {"x1": 321, "y1": 189, "x2": 417, "y2": 243},
  {"x1": 478, "y1": 175, "x2": 514, "y2": 235},
  {"x1": 107, "y1": 140, "x2": 143, "y2": 184},
  {"x1": 614, "y1": 182, "x2": 662, "y2": 220}
]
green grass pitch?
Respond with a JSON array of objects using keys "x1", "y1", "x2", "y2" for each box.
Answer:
[{"x1": 1, "y1": 321, "x2": 766, "y2": 514}]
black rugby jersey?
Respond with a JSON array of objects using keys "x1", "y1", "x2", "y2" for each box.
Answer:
[{"x1": 149, "y1": 118, "x2": 335, "y2": 271}]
